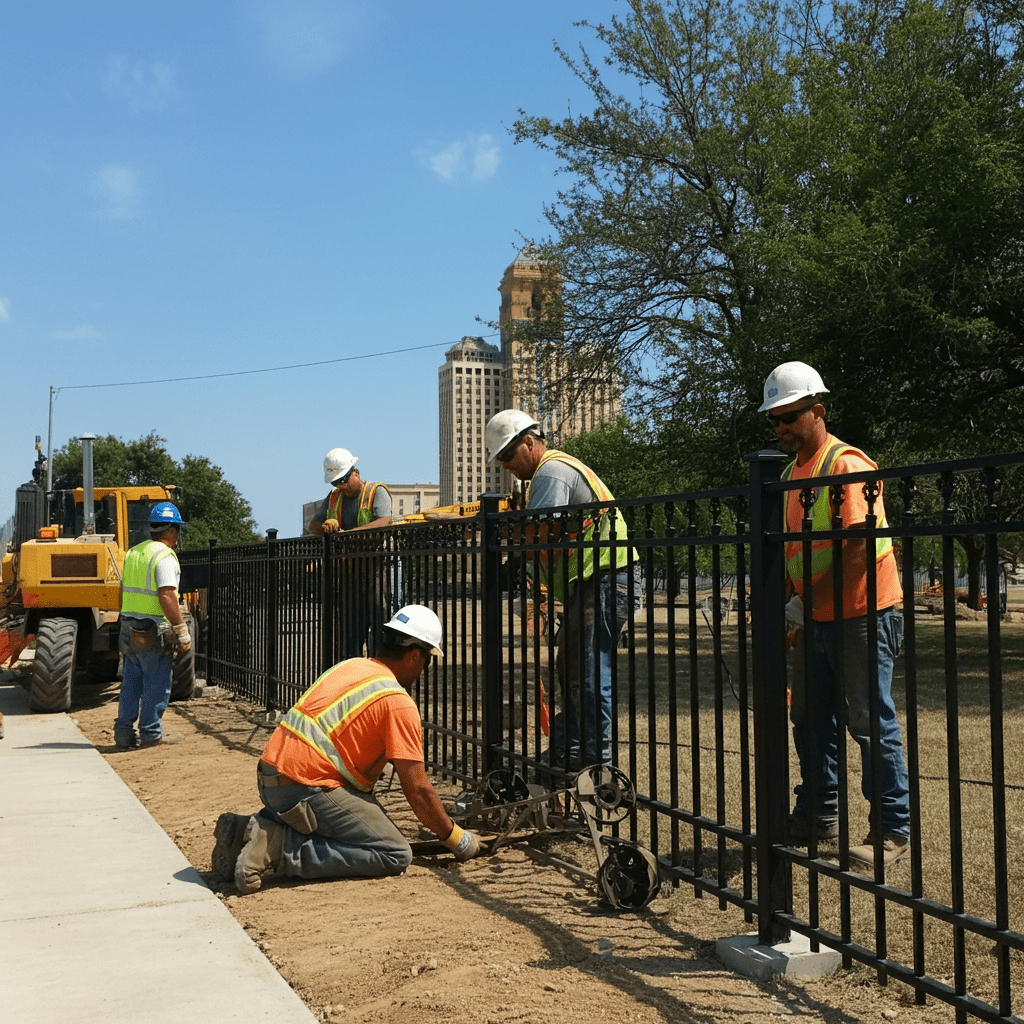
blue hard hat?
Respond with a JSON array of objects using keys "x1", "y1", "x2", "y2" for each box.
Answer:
[{"x1": 150, "y1": 501, "x2": 187, "y2": 527}]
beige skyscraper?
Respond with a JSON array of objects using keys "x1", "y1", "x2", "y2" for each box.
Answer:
[
  {"x1": 438, "y1": 252, "x2": 621, "y2": 504},
  {"x1": 496, "y1": 250, "x2": 621, "y2": 490}
]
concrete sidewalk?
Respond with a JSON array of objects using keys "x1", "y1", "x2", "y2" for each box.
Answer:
[{"x1": 0, "y1": 675, "x2": 317, "y2": 1023}]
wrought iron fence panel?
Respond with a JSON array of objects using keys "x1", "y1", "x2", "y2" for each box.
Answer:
[{"x1": 182, "y1": 450, "x2": 1024, "y2": 1022}]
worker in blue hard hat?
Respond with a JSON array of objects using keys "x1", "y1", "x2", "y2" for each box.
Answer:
[{"x1": 113, "y1": 502, "x2": 192, "y2": 749}]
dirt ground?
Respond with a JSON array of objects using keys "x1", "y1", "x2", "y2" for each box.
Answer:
[{"x1": 60, "y1": 680, "x2": 966, "y2": 1024}]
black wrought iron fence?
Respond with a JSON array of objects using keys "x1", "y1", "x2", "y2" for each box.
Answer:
[{"x1": 177, "y1": 448, "x2": 1024, "y2": 1023}]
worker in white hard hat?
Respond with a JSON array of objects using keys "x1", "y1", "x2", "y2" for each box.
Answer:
[
  {"x1": 307, "y1": 447, "x2": 394, "y2": 658},
  {"x1": 485, "y1": 409, "x2": 637, "y2": 770},
  {"x1": 210, "y1": 605, "x2": 483, "y2": 894},
  {"x1": 308, "y1": 448, "x2": 392, "y2": 536},
  {"x1": 762, "y1": 361, "x2": 910, "y2": 873}
]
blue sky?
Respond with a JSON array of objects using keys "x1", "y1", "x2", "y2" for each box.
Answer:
[{"x1": 1, "y1": 0, "x2": 623, "y2": 536}]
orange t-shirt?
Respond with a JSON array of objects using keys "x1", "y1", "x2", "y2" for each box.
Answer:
[
  {"x1": 262, "y1": 658, "x2": 424, "y2": 789},
  {"x1": 785, "y1": 437, "x2": 902, "y2": 621}
]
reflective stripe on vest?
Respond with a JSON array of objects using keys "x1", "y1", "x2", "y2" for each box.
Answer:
[
  {"x1": 276, "y1": 666, "x2": 407, "y2": 791},
  {"x1": 326, "y1": 482, "x2": 382, "y2": 527},
  {"x1": 121, "y1": 540, "x2": 178, "y2": 618},
  {"x1": 783, "y1": 439, "x2": 893, "y2": 585},
  {"x1": 532, "y1": 450, "x2": 632, "y2": 602}
]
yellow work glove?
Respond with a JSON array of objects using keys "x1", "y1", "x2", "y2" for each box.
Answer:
[
  {"x1": 321, "y1": 518, "x2": 341, "y2": 534},
  {"x1": 172, "y1": 621, "x2": 192, "y2": 655},
  {"x1": 443, "y1": 822, "x2": 482, "y2": 861}
]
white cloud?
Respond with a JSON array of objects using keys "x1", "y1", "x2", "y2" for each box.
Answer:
[
  {"x1": 242, "y1": 0, "x2": 372, "y2": 78},
  {"x1": 90, "y1": 165, "x2": 142, "y2": 220},
  {"x1": 103, "y1": 55, "x2": 178, "y2": 112},
  {"x1": 0, "y1": 298, "x2": 9, "y2": 321},
  {"x1": 417, "y1": 134, "x2": 501, "y2": 184},
  {"x1": 50, "y1": 326, "x2": 102, "y2": 340}
]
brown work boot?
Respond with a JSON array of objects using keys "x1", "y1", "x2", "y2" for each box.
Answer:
[
  {"x1": 234, "y1": 816, "x2": 286, "y2": 895},
  {"x1": 848, "y1": 833, "x2": 910, "y2": 873},
  {"x1": 210, "y1": 812, "x2": 251, "y2": 882}
]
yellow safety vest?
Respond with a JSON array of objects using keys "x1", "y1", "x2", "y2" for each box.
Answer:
[
  {"x1": 531, "y1": 450, "x2": 633, "y2": 602},
  {"x1": 267, "y1": 662, "x2": 408, "y2": 791},
  {"x1": 783, "y1": 438, "x2": 893, "y2": 586},
  {"x1": 327, "y1": 482, "x2": 385, "y2": 528},
  {"x1": 120, "y1": 540, "x2": 178, "y2": 618}
]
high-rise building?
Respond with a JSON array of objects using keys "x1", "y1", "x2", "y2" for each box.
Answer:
[
  {"x1": 496, "y1": 250, "x2": 621, "y2": 491},
  {"x1": 437, "y1": 252, "x2": 622, "y2": 504},
  {"x1": 438, "y1": 336, "x2": 505, "y2": 506}
]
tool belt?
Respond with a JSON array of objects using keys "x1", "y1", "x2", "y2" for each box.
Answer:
[
  {"x1": 257, "y1": 761, "x2": 319, "y2": 834},
  {"x1": 128, "y1": 622, "x2": 160, "y2": 653}
]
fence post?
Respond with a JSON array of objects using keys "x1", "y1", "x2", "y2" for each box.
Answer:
[
  {"x1": 321, "y1": 533, "x2": 334, "y2": 674},
  {"x1": 744, "y1": 448, "x2": 792, "y2": 945},
  {"x1": 206, "y1": 537, "x2": 218, "y2": 686},
  {"x1": 480, "y1": 494, "x2": 503, "y2": 775},
  {"x1": 266, "y1": 528, "x2": 279, "y2": 714}
]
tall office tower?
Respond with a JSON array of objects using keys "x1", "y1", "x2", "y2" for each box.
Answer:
[
  {"x1": 496, "y1": 250, "x2": 621, "y2": 490},
  {"x1": 438, "y1": 336, "x2": 504, "y2": 506}
]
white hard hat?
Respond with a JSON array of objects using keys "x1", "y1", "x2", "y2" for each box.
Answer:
[
  {"x1": 485, "y1": 409, "x2": 543, "y2": 462},
  {"x1": 758, "y1": 362, "x2": 830, "y2": 413},
  {"x1": 385, "y1": 605, "x2": 444, "y2": 658},
  {"x1": 323, "y1": 447, "x2": 358, "y2": 484}
]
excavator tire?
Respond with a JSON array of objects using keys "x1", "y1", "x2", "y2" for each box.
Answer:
[
  {"x1": 170, "y1": 613, "x2": 196, "y2": 701},
  {"x1": 29, "y1": 617, "x2": 79, "y2": 712}
]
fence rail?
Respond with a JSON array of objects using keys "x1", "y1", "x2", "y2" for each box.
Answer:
[{"x1": 179, "y1": 448, "x2": 1024, "y2": 1023}]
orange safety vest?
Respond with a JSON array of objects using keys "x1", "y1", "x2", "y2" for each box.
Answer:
[
  {"x1": 326, "y1": 481, "x2": 385, "y2": 528},
  {"x1": 261, "y1": 660, "x2": 411, "y2": 791},
  {"x1": 531, "y1": 450, "x2": 633, "y2": 602},
  {"x1": 783, "y1": 437, "x2": 894, "y2": 587}
]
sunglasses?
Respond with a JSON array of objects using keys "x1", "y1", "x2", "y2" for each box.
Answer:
[
  {"x1": 766, "y1": 402, "x2": 819, "y2": 428},
  {"x1": 496, "y1": 443, "x2": 519, "y2": 465},
  {"x1": 333, "y1": 468, "x2": 355, "y2": 486}
]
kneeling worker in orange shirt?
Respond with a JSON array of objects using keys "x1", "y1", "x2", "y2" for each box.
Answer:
[{"x1": 212, "y1": 605, "x2": 482, "y2": 894}]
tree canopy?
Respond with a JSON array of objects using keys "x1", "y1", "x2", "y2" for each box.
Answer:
[
  {"x1": 51, "y1": 432, "x2": 260, "y2": 549},
  {"x1": 513, "y1": 0, "x2": 1024, "y2": 479}
]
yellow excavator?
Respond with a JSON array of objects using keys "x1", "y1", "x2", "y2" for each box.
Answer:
[{"x1": 0, "y1": 436, "x2": 195, "y2": 711}]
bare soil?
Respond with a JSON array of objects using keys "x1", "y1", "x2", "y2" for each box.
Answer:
[{"x1": 53, "y1": 680, "x2": 971, "y2": 1024}]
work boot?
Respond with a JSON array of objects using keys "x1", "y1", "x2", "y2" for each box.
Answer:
[
  {"x1": 234, "y1": 816, "x2": 286, "y2": 895},
  {"x1": 113, "y1": 720, "x2": 139, "y2": 750},
  {"x1": 848, "y1": 833, "x2": 910, "y2": 873},
  {"x1": 210, "y1": 812, "x2": 251, "y2": 882},
  {"x1": 787, "y1": 814, "x2": 839, "y2": 844}
]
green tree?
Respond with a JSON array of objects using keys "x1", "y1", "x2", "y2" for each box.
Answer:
[
  {"x1": 175, "y1": 454, "x2": 260, "y2": 548},
  {"x1": 513, "y1": 0, "x2": 1024, "y2": 602},
  {"x1": 512, "y1": 0, "x2": 1024, "y2": 477},
  {"x1": 52, "y1": 432, "x2": 178, "y2": 489},
  {"x1": 50, "y1": 433, "x2": 260, "y2": 550},
  {"x1": 559, "y1": 415, "x2": 690, "y2": 500}
]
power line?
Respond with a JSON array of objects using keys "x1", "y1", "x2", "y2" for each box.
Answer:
[{"x1": 56, "y1": 334, "x2": 500, "y2": 392}]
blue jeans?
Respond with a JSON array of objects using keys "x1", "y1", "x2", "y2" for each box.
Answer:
[
  {"x1": 790, "y1": 608, "x2": 910, "y2": 839},
  {"x1": 115, "y1": 618, "x2": 173, "y2": 745},
  {"x1": 257, "y1": 763, "x2": 411, "y2": 879},
  {"x1": 550, "y1": 570, "x2": 630, "y2": 768}
]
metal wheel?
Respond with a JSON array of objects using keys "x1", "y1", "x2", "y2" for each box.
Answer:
[
  {"x1": 478, "y1": 769, "x2": 529, "y2": 829},
  {"x1": 597, "y1": 838, "x2": 662, "y2": 910},
  {"x1": 574, "y1": 764, "x2": 636, "y2": 823}
]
